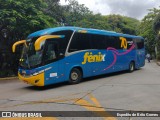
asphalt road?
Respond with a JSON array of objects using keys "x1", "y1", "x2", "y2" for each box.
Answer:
[{"x1": 0, "y1": 60, "x2": 160, "y2": 120}]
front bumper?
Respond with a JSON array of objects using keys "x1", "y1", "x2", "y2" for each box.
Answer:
[{"x1": 18, "y1": 72, "x2": 45, "y2": 86}]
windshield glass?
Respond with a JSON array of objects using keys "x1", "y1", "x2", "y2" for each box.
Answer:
[
  {"x1": 19, "y1": 37, "x2": 60, "y2": 69},
  {"x1": 19, "y1": 38, "x2": 44, "y2": 69}
]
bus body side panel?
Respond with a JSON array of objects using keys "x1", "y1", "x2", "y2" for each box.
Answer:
[
  {"x1": 135, "y1": 48, "x2": 145, "y2": 69},
  {"x1": 64, "y1": 48, "x2": 139, "y2": 82},
  {"x1": 64, "y1": 49, "x2": 135, "y2": 80},
  {"x1": 93, "y1": 50, "x2": 117, "y2": 76},
  {"x1": 64, "y1": 51, "x2": 92, "y2": 80},
  {"x1": 122, "y1": 50, "x2": 136, "y2": 70},
  {"x1": 64, "y1": 50, "x2": 110, "y2": 80},
  {"x1": 44, "y1": 62, "x2": 59, "y2": 85},
  {"x1": 44, "y1": 59, "x2": 67, "y2": 85},
  {"x1": 100, "y1": 49, "x2": 136, "y2": 74}
]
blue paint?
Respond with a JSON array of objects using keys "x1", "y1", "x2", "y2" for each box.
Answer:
[{"x1": 19, "y1": 26, "x2": 145, "y2": 86}]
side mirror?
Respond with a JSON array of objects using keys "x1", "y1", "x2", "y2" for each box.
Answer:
[{"x1": 12, "y1": 40, "x2": 26, "y2": 53}]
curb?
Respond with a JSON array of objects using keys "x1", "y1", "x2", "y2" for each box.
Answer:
[{"x1": 0, "y1": 76, "x2": 18, "y2": 81}]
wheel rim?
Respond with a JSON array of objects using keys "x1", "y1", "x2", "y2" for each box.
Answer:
[{"x1": 71, "y1": 72, "x2": 78, "y2": 81}]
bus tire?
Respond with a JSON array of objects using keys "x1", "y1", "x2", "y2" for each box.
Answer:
[
  {"x1": 129, "y1": 61, "x2": 135, "y2": 72},
  {"x1": 69, "y1": 68, "x2": 82, "y2": 84}
]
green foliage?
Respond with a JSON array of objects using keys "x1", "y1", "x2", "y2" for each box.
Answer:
[
  {"x1": 44, "y1": 0, "x2": 65, "y2": 24},
  {"x1": 62, "y1": 0, "x2": 92, "y2": 26},
  {"x1": 139, "y1": 21, "x2": 155, "y2": 53},
  {"x1": 105, "y1": 15, "x2": 140, "y2": 35},
  {"x1": 153, "y1": 13, "x2": 160, "y2": 33},
  {"x1": 0, "y1": 0, "x2": 56, "y2": 40},
  {"x1": 0, "y1": 70, "x2": 14, "y2": 77},
  {"x1": 138, "y1": 7, "x2": 160, "y2": 53},
  {"x1": 153, "y1": 10, "x2": 160, "y2": 54},
  {"x1": 157, "y1": 52, "x2": 160, "y2": 61}
]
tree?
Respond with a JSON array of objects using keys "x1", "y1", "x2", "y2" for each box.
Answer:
[
  {"x1": 153, "y1": 12, "x2": 160, "y2": 60},
  {"x1": 0, "y1": 0, "x2": 56, "y2": 40},
  {"x1": 61, "y1": 0, "x2": 92, "y2": 26},
  {"x1": 105, "y1": 15, "x2": 140, "y2": 35},
  {"x1": 153, "y1": 13, "x2": 160, "y2": 33},
  {"x1": 0, "y1": 0, "x2": 56, "y2": 76},
  {"x1": 138, "y1": 7, "x2": 160, "y2": 54},
  {"x1": 44, "y1": 0, "x2": 66, "y2": 25}
]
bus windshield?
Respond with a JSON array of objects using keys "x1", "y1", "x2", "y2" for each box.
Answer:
[
  {"x1": 19, "y1": 37, "x2": 61, "y2": 69},
  {"x1": 19, "y1": 37, "x2": 44, "y2": 69}
]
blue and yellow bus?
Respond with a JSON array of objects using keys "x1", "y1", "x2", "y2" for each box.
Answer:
[{"x1": 12, "y1": 27, "x2": 145, "y2": 86}]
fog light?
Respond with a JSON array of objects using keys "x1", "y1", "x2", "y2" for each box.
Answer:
[{"x1": 35, "y1": 80, "x2": 39, "y2": 83}]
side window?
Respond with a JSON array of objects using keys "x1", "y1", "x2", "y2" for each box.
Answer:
[
  {"x1": 51, "y1": 30, "x2": 73, "y2": 53},
  {"x1": 106, "y1": 36, "x2": 121, "y2": 49},
  {"x1": 69, "y1": 33, "x2": 91, "y2": 52},
  {"x1": 43, "y1": 41, "x2": 58, "y2": 64},
  {"x1": 133, "y1": 39, "x2": 144, "y2": 49},
  {"x1": 91, "y1": 34, "x2": 106, "y2": 49},
  {"x1": 127, "y1": 38, "x2": 134, "y2": 49}
]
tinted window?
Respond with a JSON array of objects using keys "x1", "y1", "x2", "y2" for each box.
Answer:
[
  {"x1": 43, "y1": 41, "x2": 59, "y2": 65},
  {"x1": 69, "y1": 32, "x2": 137, "y2": 52},
  {"x1": 133, "y1": 39, "x2": 144, "y2": 49},
  {"x1": 69, "y1": 33, "x2": 91, "y2": 52},
  {"x1": 106, "y1": 36, "x2": 121, "y2": 49},
  {"x1": 91, "y1": 34, "x2": 106, "y2": 49},
  {"x1": 51, "y1": 30, "x2": 73, "y2": 53},
  {"x1": 90, "y1": 34, "x2": 122, "y2": 49}
]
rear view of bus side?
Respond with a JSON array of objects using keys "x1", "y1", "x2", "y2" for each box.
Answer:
[{"x1": 12, "y1": 27, "x2": 145, "y2": 86}]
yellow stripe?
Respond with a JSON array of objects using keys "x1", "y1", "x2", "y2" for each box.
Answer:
[
  {"x1": 89, "y1": 93, "x2": 102, "y2": 107},
  {"x1": 75, "y1": 94, "x2": 117, "y2": 120},
  {"x1": 78, "y1": 30, "x2": 87, "y2": 33}
]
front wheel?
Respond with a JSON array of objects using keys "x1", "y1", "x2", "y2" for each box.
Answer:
[
  {"x1": 129, "y1": 62, "x2": 135, "y2": 72},
  {"x1": 69, "y1": 68, "x2": 82, "y2": 84}
]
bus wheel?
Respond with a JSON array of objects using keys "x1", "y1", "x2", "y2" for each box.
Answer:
[
  {"x1": 69, "y1": 68, "x2": 82, "y2": 84},
  {"x1": 129, "y1": 61, "x2": 135, "y2": 72}
]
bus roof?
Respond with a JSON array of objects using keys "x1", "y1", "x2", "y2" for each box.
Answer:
[{"x1": 27, "y1": 26, "x2": 143, "y2": 39}]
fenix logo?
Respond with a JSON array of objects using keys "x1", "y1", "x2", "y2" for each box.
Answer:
[{"x1": 82, "y1": 52, "x2": 106, "y2": 64}]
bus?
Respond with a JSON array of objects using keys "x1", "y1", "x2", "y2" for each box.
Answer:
[{"x1": 12, "y1": 27, "x2": 145, "y2": 86}]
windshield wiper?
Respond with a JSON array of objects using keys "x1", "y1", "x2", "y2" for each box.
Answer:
[{"x1": 26, "y1": 53, "x2": 30, "y2": 69}]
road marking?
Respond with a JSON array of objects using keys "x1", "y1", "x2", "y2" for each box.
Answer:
[
  {"x1": 1, "y1": 92, "x2": 117, "y2": 119},
  {"x1": 75, "y1": 93, "x2": 117, "y2": 120}
]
